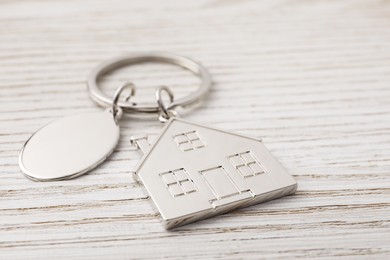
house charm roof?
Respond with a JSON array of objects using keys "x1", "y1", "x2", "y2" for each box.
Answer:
[{"x1": 131, "y1": 118, "x2": 297, "y2": 229}]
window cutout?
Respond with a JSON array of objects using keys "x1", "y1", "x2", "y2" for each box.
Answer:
[
  {"x1": 173, "y1": 131, "x2": 206, "y2": 152},
  {"x1": 169, "y1": 184, "x2": 184, "y2": 197},
  {"x1": 161, "y1": 173, "x2": 176, "y2": 185},
  {"x1": 181, "y1": 180, "x2": 197, "y2": 193},
  {"x1": 237, "y1": 165, "x2": 253, "y2": 177},
  {"x1": 228, "y1": 151, "x2": 265, "y2": 178},
  {"x1": 160, "y1": 168, "x2": 197, "y2": 197}
]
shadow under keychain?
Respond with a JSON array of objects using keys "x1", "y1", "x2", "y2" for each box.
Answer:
[{"x1": 19, "y1": 52, "x2": 297, "y2": 229}]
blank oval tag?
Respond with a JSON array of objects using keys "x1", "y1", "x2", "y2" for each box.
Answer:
[{"x1": 19, "y1": 110, "x2": 120, "y2": 181}]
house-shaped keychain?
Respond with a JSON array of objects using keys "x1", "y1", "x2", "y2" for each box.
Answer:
[{"x1": 131, "y1": 118, "x2": 297, "y2": 229}]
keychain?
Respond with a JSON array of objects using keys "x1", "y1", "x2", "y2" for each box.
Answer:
[{"x1": 19, "y1": 52, "x2": 297, "y2": 229}]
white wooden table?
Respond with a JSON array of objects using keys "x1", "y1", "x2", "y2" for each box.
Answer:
[{"x1": 1, "y1": 0, "x2": 390, "y2": 259}]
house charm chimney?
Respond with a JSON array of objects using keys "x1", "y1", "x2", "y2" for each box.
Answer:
[{"x1": 130, "y1": 135, "x2": 151, "y2": 154}]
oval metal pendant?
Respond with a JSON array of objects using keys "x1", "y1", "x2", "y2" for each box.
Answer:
[{"x1": 19, "y1": 110, "x2": 120, "y2": 181}]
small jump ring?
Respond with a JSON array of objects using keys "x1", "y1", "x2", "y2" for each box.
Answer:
[
  {"x1": 156, "y1": 86, "x2": 176, "y2": 122},
  {"x1": 112, "y1": 82, "x2": 136, "y2": 121}
]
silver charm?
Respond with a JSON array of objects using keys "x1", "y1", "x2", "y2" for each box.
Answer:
[
  {"x1": 130, "y1": 87, "x2": 297, "y2": 229},
  {"x1": 19, "y1": 83, "x2": 135, "y2": 181}
]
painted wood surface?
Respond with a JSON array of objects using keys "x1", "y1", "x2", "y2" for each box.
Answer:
[{"x1": 1, "y1": 0, "x2": 390, "y2": 259}]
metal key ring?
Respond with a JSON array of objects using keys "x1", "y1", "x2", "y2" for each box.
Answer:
[{"x1": 87, "y1": 52, "x2": 212, "y2": 117}]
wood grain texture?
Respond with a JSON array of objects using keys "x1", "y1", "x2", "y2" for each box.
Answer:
[{"x1": 1, "y1": 0, "x2": 390, "y2": 259}]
